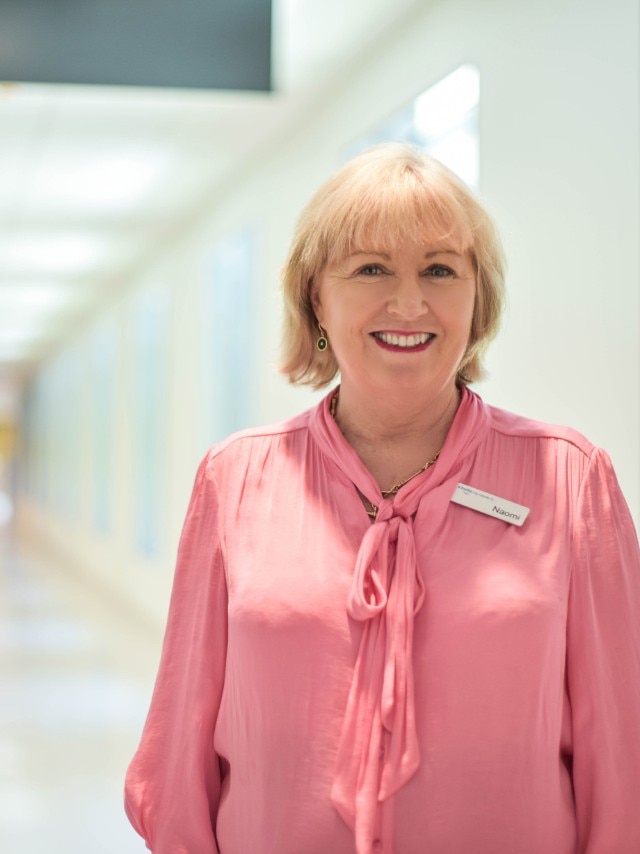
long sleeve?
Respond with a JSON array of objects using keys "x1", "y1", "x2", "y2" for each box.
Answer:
[
  {"x1": 566, "y1": 447, "x2": 640, "y2": 851},
  {"x1": 124, "y1": 451, "x2": 228, "y2": 853}
]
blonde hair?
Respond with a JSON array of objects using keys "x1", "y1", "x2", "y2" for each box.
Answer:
[{"x1": 280, "y1": 143, "x2": 506, "y2": 388}]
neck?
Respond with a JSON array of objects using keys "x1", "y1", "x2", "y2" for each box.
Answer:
[
  {"x1": 331, "y1": 381, "x2": 462, "y2": 493},
  {"x1": 334, "y1": 381, "x2": 461, "y2": 446}
]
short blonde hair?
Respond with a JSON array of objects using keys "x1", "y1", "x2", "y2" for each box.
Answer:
[{"x1": 280, "y1": 143, "x2": 506, "y2": 388}]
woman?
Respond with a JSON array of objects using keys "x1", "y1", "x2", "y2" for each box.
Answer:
[{"x1": 125, "y1": 144, "x2": 640, "y2": 853}]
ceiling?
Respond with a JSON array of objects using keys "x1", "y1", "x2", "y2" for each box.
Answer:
[{"x1": 0, "y1": 0, "x2": 423, "y2": 409}]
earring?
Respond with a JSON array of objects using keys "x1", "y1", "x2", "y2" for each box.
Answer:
[{"x1": 316, "y1": 324, "x2": 328, "y2": 352}]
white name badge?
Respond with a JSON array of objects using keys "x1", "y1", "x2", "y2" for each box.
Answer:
[{"x1": 451, "y1": 482, "x2": 530, "y2": 527}]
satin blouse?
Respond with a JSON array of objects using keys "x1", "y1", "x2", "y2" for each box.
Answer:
[{"x1": 125, "y1": 389, "x2": 640, "y2": 853}]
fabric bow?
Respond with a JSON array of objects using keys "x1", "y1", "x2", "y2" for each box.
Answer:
[
  {"x1": 331, "y1": 501, "x2": 425, "y2": 851},
  {"x1": 308, "y1": 387, "x2": 488, "y2": 853}
]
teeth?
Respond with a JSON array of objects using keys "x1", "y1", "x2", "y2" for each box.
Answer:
[{"x1": 375, "y1": 332, "x2": 432, "y2": 348}]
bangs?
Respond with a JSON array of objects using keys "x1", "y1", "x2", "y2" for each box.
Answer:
[
  {"x1": 344, "y1": 192, "x2": 473, "y2": 259},
  {"x1": 304, "y1": 160, "x2": 475, "y2": 272}
]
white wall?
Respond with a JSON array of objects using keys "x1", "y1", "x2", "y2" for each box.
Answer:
[{"x1": 18, "y1": 0, "x2": 639, "y2": 627}]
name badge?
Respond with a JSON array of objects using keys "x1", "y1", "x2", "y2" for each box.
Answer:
[{"x1": 451, "y1": 482, "x2": 530, "y2": 527}]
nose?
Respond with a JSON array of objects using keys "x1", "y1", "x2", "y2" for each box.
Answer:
[{"x1": 387, "y1": 274, "x2": 428, "y2": 319}]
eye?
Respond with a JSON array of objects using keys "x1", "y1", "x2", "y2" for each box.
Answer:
[
  {"x1": 356, "y1": 263, "x2": 386, "y2": 276},
  {"x1": 425, "y1": 264, "x2": 455, "y2": 278}
]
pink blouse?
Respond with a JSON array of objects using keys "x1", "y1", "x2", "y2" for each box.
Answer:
[{"x1": 125, "y1": 389, "x2": 640, "y2": 853}]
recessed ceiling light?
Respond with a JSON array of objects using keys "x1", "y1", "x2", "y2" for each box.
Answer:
[
  {"x1": 0, "y1": 233, "x2": 108, "y2": 277},
  {"x1": 0, "y1": 326, "x2": 48, "y2": 344},
  {"x1": 29, "y1": 148, "x2": 170, "y2": 214},
  {"x1": 0, "y1": 338, "x2": 37, "y2": 361},
  {"x1": 0, "y1": 281, "x2": 83, "y2": 312}
]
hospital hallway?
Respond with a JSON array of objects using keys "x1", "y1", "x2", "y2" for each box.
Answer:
[
  {"x1": 0, "y1": 528, "x2": 157, "y2": 853},
  {"x1": 0, "y1": 0, "x2": 638, "y2": 851}
]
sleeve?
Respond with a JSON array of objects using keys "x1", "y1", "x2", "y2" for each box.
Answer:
[
  {"x1": 565, "y1": 447, "x2": 640, "y2": 852},
  {"x1": 124, "y1": 451, "x2": 228, "y2": 853}
]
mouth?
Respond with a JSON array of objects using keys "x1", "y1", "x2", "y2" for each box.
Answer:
[{"x1": 371, "y1": 331, "x2": 435, "y2": 352}]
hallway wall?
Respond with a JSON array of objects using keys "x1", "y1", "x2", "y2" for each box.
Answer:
[{"x1": 18, "y1": 0, "x2": 639, "y2": 627}]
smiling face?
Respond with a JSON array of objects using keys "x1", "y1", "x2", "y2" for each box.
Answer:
[{"x1": 312, "y1": 237, "x2": 476, "y2": 402}]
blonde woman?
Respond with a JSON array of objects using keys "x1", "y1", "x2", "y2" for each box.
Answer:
[{"x1": 125, "y1": 144, "x2": 640, "y2": 853}]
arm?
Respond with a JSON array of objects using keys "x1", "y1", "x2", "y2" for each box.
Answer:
[
  {"x1": 566, "y1": 448, "x2": 640, "y2": 852},
  {"x1": 124, "y1": 452, "x2": 228, "y2": 853}
]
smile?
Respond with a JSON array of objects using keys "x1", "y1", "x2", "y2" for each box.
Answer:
[{"x1": 372, "y1": 331, "x2": 435, "y2": 350}]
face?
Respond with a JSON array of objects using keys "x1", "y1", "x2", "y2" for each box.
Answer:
[{"x1": 312, "y1": 237, "x2": 476, "y2": 401}]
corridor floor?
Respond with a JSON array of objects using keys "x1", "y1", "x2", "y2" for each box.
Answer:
[{"x1": 0, "y1": 531, "x2": 160, "y2": 853}]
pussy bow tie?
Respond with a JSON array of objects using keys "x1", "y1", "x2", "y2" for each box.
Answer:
[
  {"x1": 309, "y1": 387, "x2": 488, "y2": 853},
  {"x1": 331, "y1": 498, "x2": 425, "y2": 851}
]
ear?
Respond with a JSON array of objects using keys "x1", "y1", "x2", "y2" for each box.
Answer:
[{"x1": 310, "y1": 277, "x2": 324, "y2": 322}]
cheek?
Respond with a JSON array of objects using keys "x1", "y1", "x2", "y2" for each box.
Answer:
[
  {"x1": 453, "y1": 284, "x2": 477, "y2": 331},
  {"x1": 326, "y1": 290, "x2": 370, "y2": 329},
  {"x1": 435, "y1": 290, "x2": 475, "y2": 333}
]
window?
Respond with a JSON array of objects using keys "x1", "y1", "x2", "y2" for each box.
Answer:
[{"x1": 346, "y1": 64, "x2": 480, "y2": 188}]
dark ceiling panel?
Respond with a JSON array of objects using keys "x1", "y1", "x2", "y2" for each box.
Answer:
[{"x1": 0, "y1": 0, "x2": 272, "y2": 90}]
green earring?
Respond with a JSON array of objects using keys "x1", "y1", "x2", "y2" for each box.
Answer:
[{"x1": 317, "y1": 325, "x2": 328, "y2": 352}]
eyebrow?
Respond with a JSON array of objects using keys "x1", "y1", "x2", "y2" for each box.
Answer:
[
  {"x1": 424, "y1": 249, "x2": 464, "y2": 259},
  {"x1": 347, "y1": 248, "x2": 464, "y2": 260}
]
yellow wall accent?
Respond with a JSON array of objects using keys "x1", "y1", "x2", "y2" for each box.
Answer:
[{"x1": 0, "y1": 422, "x2": 16, "y2": 461}]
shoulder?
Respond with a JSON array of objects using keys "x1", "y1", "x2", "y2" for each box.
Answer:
[
  {"x1": 482, "y1": 398, "x2": 596, "y2": 461},
  {"x1": 200, "y1": 406, "x2": 315, "y2": 474},
  {"x1": 468, "y1": 395, "x2": 621, "y2": 524}
]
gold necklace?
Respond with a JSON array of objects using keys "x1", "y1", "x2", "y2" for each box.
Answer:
[
  {"x1": 330, "y1": 389, "x2": 441, "y2": 518},
  {"x1": 379, "y1": 451, "x2": 441, "y2": 497}
]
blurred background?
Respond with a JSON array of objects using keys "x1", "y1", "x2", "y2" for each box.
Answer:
[{"x1": 0, "y1": 0, "x2": 638, "y2": 850}]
